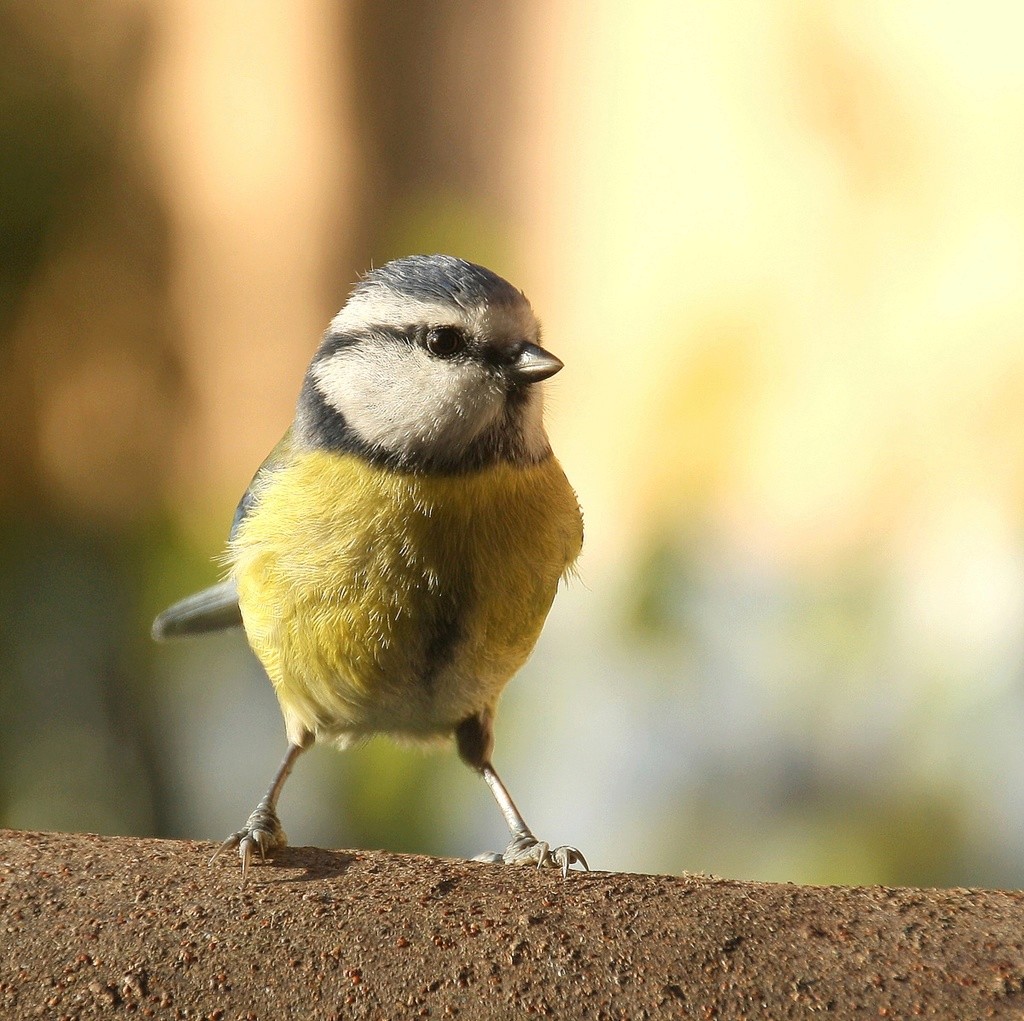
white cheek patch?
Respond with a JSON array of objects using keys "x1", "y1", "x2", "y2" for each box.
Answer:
[
  {"x1": 313, "y1": 343, "x2": 507, "y2": 459},
  {"x1": 517, "y1": 385, "x2": 549, "y2": 461}
]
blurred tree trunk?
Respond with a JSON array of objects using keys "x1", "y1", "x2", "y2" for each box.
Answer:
[{"x1": 344, "y1": 0, "x2": 531, "y2": 267}]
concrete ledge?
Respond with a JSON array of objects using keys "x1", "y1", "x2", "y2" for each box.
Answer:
[{"x1": 1, "y1": 829, "x2": 1022, "y2": 1018}]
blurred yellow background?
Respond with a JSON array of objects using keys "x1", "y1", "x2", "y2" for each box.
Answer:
[{"x1": 3, "y1": 0, "x2": 1024, "y2": 887}]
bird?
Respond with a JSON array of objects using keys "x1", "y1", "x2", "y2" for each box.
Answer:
[{"x1": 152, "y1": 254, "x2": 587, "y2": 882}]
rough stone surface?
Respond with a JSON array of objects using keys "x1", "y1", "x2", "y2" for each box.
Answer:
[{"x1": 1, "y1": 829, "x2": 1023, "y2": 1019}]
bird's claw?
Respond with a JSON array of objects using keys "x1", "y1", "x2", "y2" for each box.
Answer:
[
  {"x1": 209, "y1": 803, "x2": 287, "y2": 885},
  {"x1": 550, "y1": 844, "x2": 589, "y2": 876},
  {"x1": 475, "y1": 833, "x2": 589, "y2": 877}
]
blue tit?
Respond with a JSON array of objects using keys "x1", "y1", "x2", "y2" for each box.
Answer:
[{"x1": 153, "y1": 254, "x2": 586, "y2": 881}]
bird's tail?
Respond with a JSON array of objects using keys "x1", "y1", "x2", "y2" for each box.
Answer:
[{"x1": 151, "y1": 579, "x2": 242, "y2": 640}]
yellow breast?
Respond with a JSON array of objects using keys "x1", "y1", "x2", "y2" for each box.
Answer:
[{"x1": 228, "y1": 451, "x2": 582, "y2": 744}]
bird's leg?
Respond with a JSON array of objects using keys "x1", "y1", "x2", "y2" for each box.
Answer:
[
  {"x1": 478, "y1": 761, "x2": 589, "y2": 876},
  {"x1": 211, "y1": 735, "x2": 311, "y2": 884},
  {"x1": 456, "y1": 713, "x2": 588, "y2": 877}
]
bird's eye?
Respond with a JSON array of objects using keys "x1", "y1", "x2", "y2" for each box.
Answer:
[{"x1": 425, "y1": 326, "x2": 465, "y2": 357}]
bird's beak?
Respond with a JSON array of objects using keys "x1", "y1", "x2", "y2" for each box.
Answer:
[{"x1": 509, "y1": 343, "x2": 564, "y2": 384}]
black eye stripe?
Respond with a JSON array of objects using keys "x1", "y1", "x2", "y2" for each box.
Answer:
[{"x1": 316, "y1": 325, "x2": 461, "y2": 364}]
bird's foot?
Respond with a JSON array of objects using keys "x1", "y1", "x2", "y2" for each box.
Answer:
[
  {"x1": 475, "y1": 833, "x2": 589, "y2": 877},
  {"x1": 210, "y1": 802, "x2": 287, "y2": 885}
]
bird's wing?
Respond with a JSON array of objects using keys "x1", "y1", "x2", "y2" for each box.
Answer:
[
  {"x1": 229, "y1": 427, "x2": 299, "y2": 541},
  {"x1": 152, "y1": 429, "x2": 299, "y2": 641}
]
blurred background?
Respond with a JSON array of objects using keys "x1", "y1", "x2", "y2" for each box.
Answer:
[{"x1": 3, "y1": 0, "x2": 1024, "y2": 888}]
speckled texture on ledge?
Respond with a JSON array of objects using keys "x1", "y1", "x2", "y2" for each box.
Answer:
[{"x1": 1, "y1": 829, "x2": 1022, "y2": 1020}]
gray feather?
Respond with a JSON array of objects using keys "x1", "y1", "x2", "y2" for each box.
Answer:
[
  {"x1": 151, "y1": 579, "x2": 242, "y2": 641},
  {"x1": 152, "y1": 430, "x2": 297, "y2": 643},
  {"x1": 229, "y1": 427, "x2": 298, "y2": 541}
]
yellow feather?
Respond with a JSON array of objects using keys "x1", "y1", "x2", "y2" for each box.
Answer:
[{"x1": 228, "y1": 451, "x2": 582, "y2": 746}]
